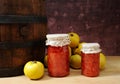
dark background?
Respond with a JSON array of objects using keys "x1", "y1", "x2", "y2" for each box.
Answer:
[{"x1": 45, "y1": 0, "x2": 120, "y2": 56}]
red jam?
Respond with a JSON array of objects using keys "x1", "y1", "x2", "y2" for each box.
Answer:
[
  {"x1": 47, "y1": 45, "x2": 69, "y2": 77},
  {"x1": 81, "y1": 52, "x2": 100, "y2": 77}
]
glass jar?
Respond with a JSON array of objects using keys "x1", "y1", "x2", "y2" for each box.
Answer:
[
  {"x1": 81, "y1": 43, "x2": 101, "y2": 77},
  {"x1": 46, "y1": 34, "x2": 70, "y2": 77}
]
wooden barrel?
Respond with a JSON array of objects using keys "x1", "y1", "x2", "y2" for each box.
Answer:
[{"x1": 0, "y1": 0, "x2": 47, "y2": 77}]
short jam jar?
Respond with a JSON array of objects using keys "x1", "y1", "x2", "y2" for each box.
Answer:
[
  {"x1": 46, "y1": 34, "x2": 70, "y2": 77},
  {"x1": 81, "y1": 43, "x2": 101, "y2": 77}
]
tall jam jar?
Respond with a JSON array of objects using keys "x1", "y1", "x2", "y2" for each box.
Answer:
[
  {"x1": 81, "y1": 43, "x2": 101, "y2": 77},
  {"x1": 46, "y1": 34, "x2": 71, "y2": 77}
]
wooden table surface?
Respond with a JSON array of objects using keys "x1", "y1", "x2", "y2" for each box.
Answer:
[{"x1": 0, "y1": 56, "x2": 120, "y2": 84}]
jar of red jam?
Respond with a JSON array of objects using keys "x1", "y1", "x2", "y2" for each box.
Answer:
[
  {"x1": 46, "y1": 34, "x2": 70, "y2": 77},
  {"x1": 81, "y1": 43, "x2": 101, "y2": 77}
]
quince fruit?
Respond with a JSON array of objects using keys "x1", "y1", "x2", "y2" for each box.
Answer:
[
  {"x1": 100, "y1": 53, "x2": 106, "y2": 70},
  {"x1": 70, "y1": 54, "x2": 81, "y2": 69},
  {"x1": 68, "y1": 32, "x2": 80, "y2": 48}
]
